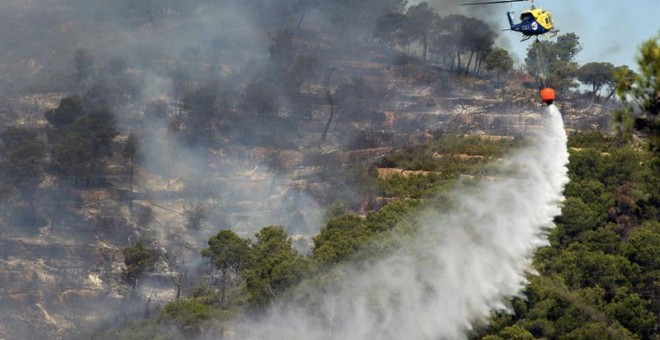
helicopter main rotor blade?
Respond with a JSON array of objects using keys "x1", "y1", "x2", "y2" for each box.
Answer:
[{"x1": 462, "y1": 0, "x2": 526, "y2": 5}]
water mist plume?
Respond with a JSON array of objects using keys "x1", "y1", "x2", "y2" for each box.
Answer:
[{"x1": 231, "y1": 106, "x2": 569, "y2": 340}]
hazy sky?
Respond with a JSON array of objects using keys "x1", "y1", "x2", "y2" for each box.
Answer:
[{"x1": 488, "y1": 0, "x2": 660, "y2": 68}]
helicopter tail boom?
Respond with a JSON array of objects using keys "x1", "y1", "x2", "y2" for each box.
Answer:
[{"x1": 507, "y1": 11, "x2": 515, "y2": 29}]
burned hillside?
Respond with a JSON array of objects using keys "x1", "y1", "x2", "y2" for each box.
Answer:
[{"x1": 0, "y1": 1, "x2": 631, "y2": 339}]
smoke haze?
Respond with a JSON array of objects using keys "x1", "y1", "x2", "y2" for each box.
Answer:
[{"x1": 225, "y1": 106, "x2": 569, "y2": 339}]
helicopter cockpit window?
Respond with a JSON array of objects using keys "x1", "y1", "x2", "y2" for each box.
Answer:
[{"x1": 520, "y1": 13, "x2": 534, "y2": 22}]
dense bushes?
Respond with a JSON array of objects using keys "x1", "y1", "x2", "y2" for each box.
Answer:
[{"x1": 477, "y1": 132, "x2": 659, "y2": 339}]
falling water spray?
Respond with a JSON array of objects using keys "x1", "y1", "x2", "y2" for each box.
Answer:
[{"x1": 229, "y1": 106, "x2": 569, "y2": 340}]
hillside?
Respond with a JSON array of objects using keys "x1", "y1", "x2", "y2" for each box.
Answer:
[{"x1": 0, "y1": 1, "x2": 657, "y2": 339}]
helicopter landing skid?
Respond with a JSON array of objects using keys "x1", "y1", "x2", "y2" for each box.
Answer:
[
  {"x1": 524, "y1": 29, "x2": 560, "y2": 42},
  {"x1": 547, "y1": 29, "x2": 560, "y2": 39},
  {"x1": 538, "y1": 30, "x2": 560, "y2": 41}
]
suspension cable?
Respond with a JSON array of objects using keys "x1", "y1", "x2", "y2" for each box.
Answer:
[{"x1": 534, "y1": 41, "x2": 548, "y2": 86}]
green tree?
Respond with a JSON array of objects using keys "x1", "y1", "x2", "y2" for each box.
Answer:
[
  {"x1": 554, "y1": 197, "x2": 606, "y2": 244},
  {"x1": 374, "y1": 12, "x2": 409, "y2": 47},
  {"x1": 498, "y1": 325, "x2": 535, "y2": 339},
  {"x1": 432, "y1": 15, "x2": 463, "y2": 70},
  {"x1": 615, "y1": 34, "x2": 660, "y2": 166},
  {"x1": 525, "y1": 40, "x2": 553, "y2": 77},
  {"x1": 546, "y1": 60, "x2": 579, "y2": 94},
  {"x1": 159, "y1": 287, "x2": 221, "y2": 336},
  {"x1": 0, "y1": 127, "x2": 46, "y2": 221},
  {"x1": 577, "y1": 225, "x2": 622, "y2": 255},
  {"x1": 603, "y1": 65, "x2": 632, "y2": 103},
  {"x1": 0, "y1": 127, "x2": 46, "y2": 194},
  {"x1": 312, "y1": 214, "x2": 370, "y2": 265},
  {"x1": 605, "y1": 288, "x2": 656, "y2": 338},
  {"x1": 201, "y1": 230, "x2": 250, "y2": 307},
  {"x1": 612, "y1": 65, "x2": 636, "y2": 104},
  {"x1": 46, "y1": 96, "x2": 119, "y2": 185},
  {"x1": 564, "y1": 321, "x2": 631, "y2": 340},
  {"x1": 577, "y1": 62, "x2": 615, "y2": 102},
  {"x1": 567, "y1": 149, "x2": 608, "y2": 184},
  {"x1": 623, "y1": 224, "x2": 660, "y2": 329},
  {"x1": 552, "y1": 244, "x2": 639, "y2": 293},
  {"x1": 463, "y1": 18, "x2": 496, "y2": 75},
  {"x1": 365, "y1": 199, "x2": 419, "y2": 233},
  {"x1": 122, "y1": 240, "x2": 157, "y2": 286},
  {"x1": 242, "y1": 226, "x2": 306, "y2": 308},
  {"x1": 405, "y1": 2, "x2": 436, "y2": 63},
  {"x1": 76, "y1": 109, "x2": 120, "y2": 186},
  {"x1": 482, "y1": 129, "x2": 659, "y2": 340},
  {"x1": 484, "y1": 47, "x2": 514, "y2": 83},
  {"x1": 50, "y1": 132, "x2": 92, "y2": 183},
  {"x1": 434, "y1": 15, "x2": 495, "y2": 73},
  {"x1": 525, "y1": 33, "x2": 581, "y2": 93},
  {"x1": 44, "y1": 96, "x2": 85, "y2": 128},
  {"x1": 554, "y1": 33, "x2": 582, "y2": 62},
  {"x1": 623, "y1": 222, "x2": 660, "y2": 270},
  {"x1": 564, "y1": 178, "x2": 611, "y2": 210}
]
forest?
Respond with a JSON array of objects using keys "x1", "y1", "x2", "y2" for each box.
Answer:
[{"x1": 0, "y1": 0, "x2": 657, "y2": 339}]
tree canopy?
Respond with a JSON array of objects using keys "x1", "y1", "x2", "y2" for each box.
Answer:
[
  {"x1": 0, "y1": 127, "x2": 46, "y2": 196},
  {"x1": 202, "y1": 230, "x2": 250, "y2": 307},
  {"x1": 615, "y1": 34, "x2": 660, "y2": 164},
  {"x1": 45, "y1": 93, "x2": 119, "y2": 185},
  {"x1": 577, "y1": 62, "x2": 615, "y2": 101},
  {"x1": 526, "y1": 33, "x2": 582, "y2": 92},
  {"x1": 242, "y1": 226, "x2": 307, "y2": 308},
  {"x1": 484, "y1": 47, "x2": 514, "y2": 83}
]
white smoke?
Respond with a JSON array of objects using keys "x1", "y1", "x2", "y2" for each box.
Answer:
[{"x1": 232, "y1": 105, "x2": 569, "y2": 340}]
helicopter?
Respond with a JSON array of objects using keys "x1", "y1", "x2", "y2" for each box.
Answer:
[{"x1": 463, "y1": 0, "x2": 559, "y2": 41}]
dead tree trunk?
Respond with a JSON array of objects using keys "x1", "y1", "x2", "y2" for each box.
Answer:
[
  {"x1": 173, "y1": 273, "x2": 184, "y2": 301},
  {"x1": 321, "y1": 67, "x2": 336, "y2": 142}
]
